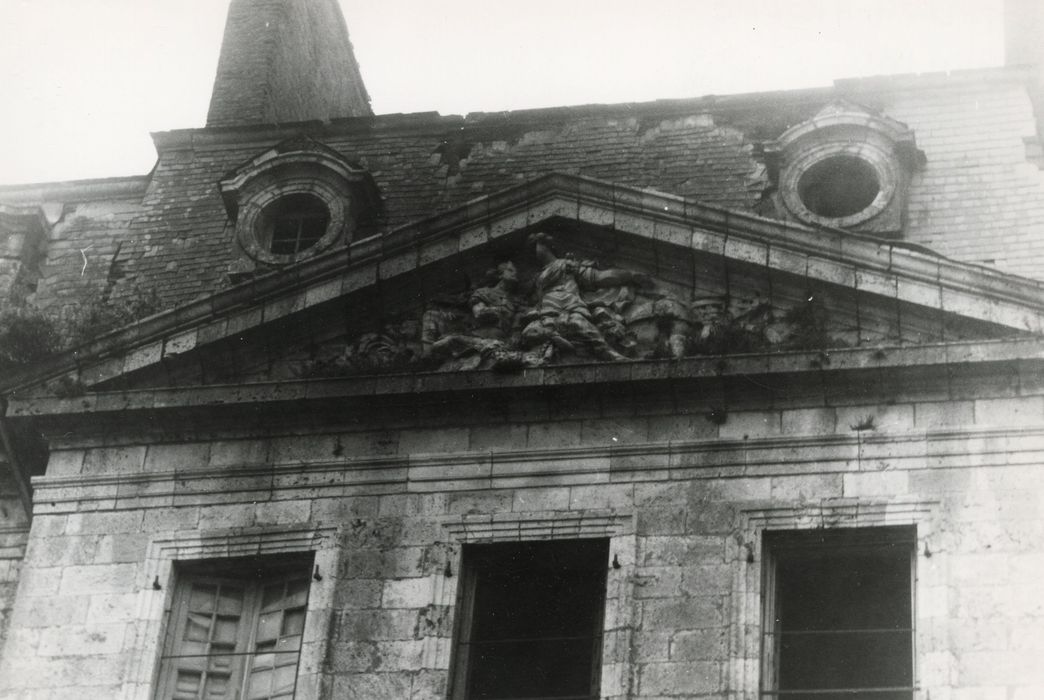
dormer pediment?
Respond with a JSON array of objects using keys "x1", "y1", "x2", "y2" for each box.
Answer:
[{"x1": 764, "y1": 100, "x2": 924, "y2": 236}]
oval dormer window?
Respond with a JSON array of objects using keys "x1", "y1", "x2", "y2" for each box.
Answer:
[
  {"x1": 765, "y1": 101, "x2": 922, "y2": 237},
  {"x1": 219, "y1": 137, "x2": 383, "y2": 277},
  {"x1": 261, "y1": 193, "x2": 331, "y2": 256},
  {"x1": 797, "y1": 155, "x2": 881, "y2": 219}
]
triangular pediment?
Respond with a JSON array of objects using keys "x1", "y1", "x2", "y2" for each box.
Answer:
[{"x1": 5, "y1": 173, "x2": 1044, "y2": 402}]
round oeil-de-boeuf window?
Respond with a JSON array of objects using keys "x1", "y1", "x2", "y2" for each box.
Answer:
[
  {"x1": 259, "y1": 193, "x2": 331, "y2": 256},
  {"x1": 781, "y1": 146, "x2": 898, "y2": 229},
  {"x1": 797, "y1": 155, "x2": 881, "y2": 219}
]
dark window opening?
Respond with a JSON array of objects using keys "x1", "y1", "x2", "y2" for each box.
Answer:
[
  {"x1": 762, "y1": 527, "x2": 915, "y2": 700},
  {"x1": 797, "y1": 155, "x2": 881, "y2": 219},
  {"x1": 155, "y1": 553, "x2": 313, "y2": 700},
  {"x1": 451, "y1": 539, "x2": 609, "y2": 700},
  {"x1": 263, "y1": 193, "x2": 330, "y2": 256}
]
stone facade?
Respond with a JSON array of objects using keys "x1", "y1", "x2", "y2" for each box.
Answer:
[{"x1": 2, "y1": 1, "x2": 1044, "y2": 699}]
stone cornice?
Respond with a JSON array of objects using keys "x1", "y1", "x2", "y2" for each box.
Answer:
[
  {"x1": 6, "y1": 337, "x2": 1044, "y2": 419},
  {"x1": 0, "y1": 174, "x2": 150, "y2": 204},
  {"x1": 28, "y1": 425, "x2": 1044, "y2": 515}
]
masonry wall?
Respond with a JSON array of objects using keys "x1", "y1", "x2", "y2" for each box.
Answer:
[
  {"x1": 0, "y1": 463, "x2": 29, "y2": 658},
  {"x1": 1, "y1": 364, "x2": 1043, "y2": 699}
]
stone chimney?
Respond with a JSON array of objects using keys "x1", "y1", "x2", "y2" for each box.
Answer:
[{"x1": 206, "y1": 0, "x2": 372, "y2": 128}]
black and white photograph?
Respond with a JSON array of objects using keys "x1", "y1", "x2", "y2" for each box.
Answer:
[{"x1": 0, "y1": 1, "x2": 1040, "y2": 698}]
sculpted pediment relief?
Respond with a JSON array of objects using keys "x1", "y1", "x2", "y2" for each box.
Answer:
[{"x1": 295, "y1": 230, "x2": 863, "y2": 377}]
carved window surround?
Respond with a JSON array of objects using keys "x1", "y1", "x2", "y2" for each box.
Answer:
[
  {"x1": 726, "y1": 499, "x2": 942, "y2": 700},
  {"x1": 120, "y1": 525, "x2": 337, "y2": 700},
  {"x1": 437, "y1": 510, "x2": 638, "y2": 698}
]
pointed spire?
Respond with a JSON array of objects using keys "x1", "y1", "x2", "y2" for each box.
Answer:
[{"x1": 206, "y1": 0, "x2": 372, "y2": 128}]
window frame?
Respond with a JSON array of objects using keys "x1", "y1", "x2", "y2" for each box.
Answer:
[
  {"x1": 759, "y1": 526, "x2": 917, "y2": 700},
  {"x1": 261, "y1": 193, "x2": 331, "y2": 257},
  {"x1": 154, "y1": 553, "x2": 314, "y2": 700},
  {"x1": 448, "y1": 538, "x2": 610, "y2": 700}
]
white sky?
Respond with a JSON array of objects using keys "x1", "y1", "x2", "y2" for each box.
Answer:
[{"x1": 0, "y1": 0, "x2": 1005, "y2": 186}]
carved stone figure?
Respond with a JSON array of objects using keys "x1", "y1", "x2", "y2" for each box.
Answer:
[
  {"x1": 521, "y1": 232, "x2": 651, "y2": 361},
  {"x1": 422, "y1": 261, "x2": 529, "y2": 371},
  {"x1": 310, "y1": 232, "x2": 843, "y2": 377}
]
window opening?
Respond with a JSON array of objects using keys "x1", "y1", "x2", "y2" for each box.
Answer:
[
  {"x1": 761, "y1": 526, "x2": 915, "y2": 700},
  {"x1": 797, "y1": 155, "x2": 881, "y2": 219},
  {"x1": 451, "y1": 538, "x2": 609, "y2": 700},
  {"x1": 263, "y1": 194, "x2": 330, "y2": 256},
  {"x1": 155, "y1": 554, "x2": 313, "y2": 700}
]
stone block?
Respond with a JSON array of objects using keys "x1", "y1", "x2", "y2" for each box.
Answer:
[
  {"x1": 398, "y1": 428, "x2": 469, "y2": 455},
  {"x1": 638, "y1": 660, "x2": 720, "y2": 695},
  {"x1": 85, "y1": 593, "x2": 141, "y2": 624},
  {"x1": 842, "y1": 471, "x2": 910, "y2": 497},
  {"x1": 446, "y1": 491, "x2": 513, "y2": 516},
  {"x1": 311, "y1": 497, "x2": 381, "y2": 523},
  {"x1": 781, "y1": 407, "x2": 837, "y2": 435},
  {"x1": 57, "y1": 563, "x2": 138, "y2": 595},
  {"x1": 973, "y1": 396, "x2": 1044, "y2": 427},
  {"x1": 717, "y1": 410, "x2": 781, "y2": 439},
  {"x1": 670, "y1": 628, "x2": 726, "y2": 661},
  {"x1": 526, "y1": 421, "x2": 583, "y2": 449},
  {"x1": 374, "y1": 639, "x2": 426, "y2": 671},
  {"x1": 640, "y1": 536, "x2": 724, "y2": 566},
  {"x1": 46, "y1": 450, "x2": 85, "y2": 477},
  {"x1": 568, "y1": 484, "x2": 634, "y2": 510},
  {"x1": 382, "y1": 577, "x2": 433, "y2": 609},
  {"x1": 197, "y1": 503, "x2": 256, "y2": 530},
  {"x1": 915, "y1": 401, "x2": 974, "y2": 428},
  {"x1": 143, "y1": 443, "x2": 211, "y2": 472},
  {"x1": 341, "y1": 609, "x2": 419, "y2": 641},
  {"x1": 142, "y1": 506, "x2": 201, "y2": 532},
  {"x1": 332, "y1": 672, "x2": 413, "y2": 700},
  {"x1": 13, "y1": 566, "x2": 62, "y2": 597},
  {"x1": 835, "y1": 404, "x2": 915, "y2": 433},
  {"x1": 581, "y1": 417, "x2": 649, "y2": 445},
  {"x1": 333, "y1": 579, "x2": 383, "y2": 610},
  {"x1": 468, "y1": 424, "x2": 528, "y2": 451},
  {"x1": 37, "y1": 623, "x2": 126, "y2": 656},
  {"x1": 636, "y1": 505, "x2": 687, "y2": 536},
  {"x1": 769, "y1": 474, "x2": 843, "y2": 502},
  {"x1": 65, "y1": 510, "x2": 144, "y2": 536},
  {"x1": 81, "y1": 446, "x2": 147, "y2": 475},
  {"x1": 511, "y1": 487, "x2": 570, "y2": 512},
  {"x1": 647, "y1": 413, "x2": 718, "y2": 442},
  {"x1": 94, "y1": 533, "x2": 150, "y2": 563},
  {"x1": 25, "y1": 535, "x2": 101, "y2": 568},
  {"x1": 269, "y1": 435, "x2": 341, "y2": 464},
  {"x1": 208, "y1": 439, "x2": 270, "y2": 467},
  {"x1": 254, "y1": 499, "x2": 310, "y2": 526},
  {"x1": 410, "y1": 669, "x2": 449, "y2": 699},
  {"x1": 18, "y1": 596, "x2": 88, "y2": 628},
  {"x1": 632, "y1": 567, "x2": 682, "y2": 599}
]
